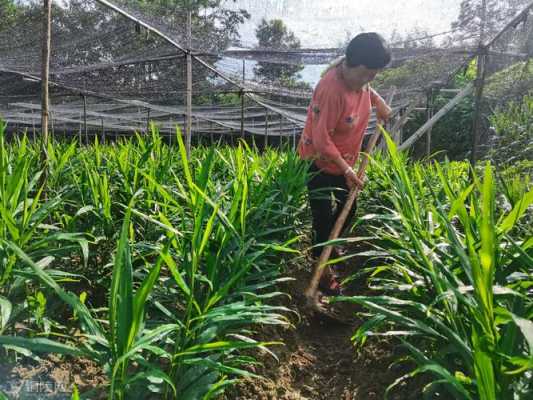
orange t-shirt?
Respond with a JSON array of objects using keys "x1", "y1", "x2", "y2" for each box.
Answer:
[{"x1": 298, "y1": 65, "x2": 380, "y2": 175}]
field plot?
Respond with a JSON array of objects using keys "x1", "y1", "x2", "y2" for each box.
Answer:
[{"x1": 0, "y1": 0, "x2": 532, "y2": 399}]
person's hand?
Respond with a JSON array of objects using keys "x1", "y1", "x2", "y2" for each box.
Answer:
[
  {"x1": 376, "y1": 102, "x2": 392, "y2": 124},
  {"x1": 344, "y1": 168, "x2": 365, "y2": 190}
]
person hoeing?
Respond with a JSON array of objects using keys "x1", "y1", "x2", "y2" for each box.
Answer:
[{"x1": 298, "y1": 32, "x2": 392, "y2": 295}]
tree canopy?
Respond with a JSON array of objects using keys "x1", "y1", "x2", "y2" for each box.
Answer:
[{"x1": 253, "y1": 18, "x2": 308, "y2": 89}]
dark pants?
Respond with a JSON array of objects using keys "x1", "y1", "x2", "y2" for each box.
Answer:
[{"x1": 307, "y1": 163, "x2": 357, "y2": 258}]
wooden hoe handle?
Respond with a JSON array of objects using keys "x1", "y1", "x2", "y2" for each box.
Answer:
[{"x1": 303, "y1": 123, "x2": 384, "y2": 299}]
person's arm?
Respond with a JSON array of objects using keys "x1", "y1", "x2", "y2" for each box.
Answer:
[{"x1": 369, "y1": 87, "x2": 392, "y2": 122}]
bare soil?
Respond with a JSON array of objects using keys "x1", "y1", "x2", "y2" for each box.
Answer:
[
  {"x1": 0, "y1": 355, "x2": 105, "y2": 399},
  {"x1": 223, "y1": 252, "x2": 418, "y2": 400}
]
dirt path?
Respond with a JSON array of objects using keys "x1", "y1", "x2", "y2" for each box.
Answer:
[{"x1": 225, "y1": 258, "x2": 412, "y2": 400}]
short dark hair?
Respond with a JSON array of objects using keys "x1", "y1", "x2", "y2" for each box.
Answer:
[{"x1": 345, "y1": 32, "x2": 391, "y2": 69}]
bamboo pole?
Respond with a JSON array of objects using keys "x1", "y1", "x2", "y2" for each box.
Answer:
[
  {"x1": 471, "y1": 0, "x2": 488, "y2": 164},
  {"x1": 376, "y1": 88, "x2": 396, "y2": 151},
  {"x1": 391, "y1": 102, "x2": 417, "y2": 145},
  {"x1": 32, "y1": 109, "x2": 36, "y2": 141},
  {"x1": 50, "y1": 110, "x2": 55, "y2": 141},
  {"x1": 279, "y1": 113, "x2": 283, "y2": 147},
  {"x1": 426, "y1": 89, "x2": 433, "y2": 157},
  {"x1": 185, "y1": 7, "x2": 192, "y2": 158},
  {"x1": 399, "y1": 83, "x2": 474, "y2": 151},
  {"x1": 78, "y1": 112, "x2": 82, "y2": 143},
  {"x1": 241, "y1": 59, "x2": 245, "y2": 138},
  {"x1": 264, "y1": 108, "x2": 269, "y2": 148},
  {"x1": 471, "y1": 52, "x2": 487, "y2": 163},
  {"x1": 40, "y1": 0, "x2": 52, "y2": 170},
  {"x1": 304, "y1": 122, "x2": 383, "y2": 304},
  {"x1": 304, "y1": 90, "x2": 395, "y2": 305},
  {"x1": 146, "y1": 108, "x2": 151, "y2": 134},
  {"x1": 83, "y1": 94, "x2": 88, "y2": 144}
]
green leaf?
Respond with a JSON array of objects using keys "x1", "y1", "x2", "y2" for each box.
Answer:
[
  {"x1": 510, "y1": 313, "x2": 533, "y2": 355},
  {"x1": 109, "y1": 209, "x2": 134, "y2": 361},
  {"x1": 71, "y1": 384, "x2": 80, "y2": 400},
  {"x1": 498, "y1": 188, "x2": 533, "y2": 234},
  {"x1": 175, "y1": 340, "x2": 280, "y2": 358},
  {"x1": 2, "y1": 241, "x2": 103, "y2": 339},
  {"x1": 0, "y1": 336, "x2": 85, "y2": 357},
  {"x1": 131, "y1": 249, "x2": 166, "y2": 345},
  {"x1": 0, "y1": 296, "x2": 12, "y2": 333}
]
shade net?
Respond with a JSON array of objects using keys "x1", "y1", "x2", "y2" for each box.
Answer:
[{"x1": 0, "y1": 0, "x2": 531, "y2": 149}]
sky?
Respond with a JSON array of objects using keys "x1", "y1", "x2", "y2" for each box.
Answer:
[
  {"x1": 220, "y1": 0, "x2": 465, "y2": 85},
  {"x1": 224, "y1": 0, "x2": 464, "y2": 48},
  {"x1": 43, "y1": 0, "x2": 464, "y2": 47}
]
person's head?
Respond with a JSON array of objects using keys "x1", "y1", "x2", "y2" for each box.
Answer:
[{"x1": 341, "y1": 32, "x2": 391, "y2": 90}]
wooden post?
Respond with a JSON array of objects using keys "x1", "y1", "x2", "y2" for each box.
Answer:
[
  {"x1": 101, "y1": 117, "x2": 105, "y2": 143},
  {"x1": 426, "y1": 89, "x2": 433, "y2": 158},
  {"x1": 137, "y1": 107, "x2": 141, "y2": 135},
  {"x1": 471, "y1": 0, "x2": 488, "y2": 164},
  {"x1": 185, "y1": 7, "x2": 192, "y2": 158},
  {"x1": 196, "y1": 115, "x2": 200, "y2": 146},
  {"x1": 240, "y1": 59, "x2": 245, "y2": 138},
  {"x1": 392, "y1": 107, "x2": 401, "y2": 145},
  {"x1": 146, "y1": 108, "x2": 151, "y2": 134},
  {"x1": 392, "y1": 102, "x2": 417, "y2": 145},
  {"x1": 279, "y1": 113, "x2": 283, "y2": 148},
  {"x1": 32, "y1": 109, "x2": 36, "y2": 141},
  {"x1": 292, "y1": 127, "x2": 296, "y2": 151},
  {"x1": 78, "y1": 112, "x2": 82, "y2": 144},
  {"x1": 41, "y1": 0, "x2": 52, "y2": 169},
  {"x1": 399, "y1": 83, "x2": 474, "y2": 151},
  {"x1": 471, "y1": 50, "x2": 488, "y2": 163},
  {"x1": 50, "y1": 110, "x2": 55, "y2": 142},
  {"x1": 83, "y1": 95, "x2": 88, "y2": 144},
  {"x1": 264, "y1": 109, "x2": 269, "y2": 148},
  {"x1": 169, "y1": 117, "x2": 172, "y2": 145}
]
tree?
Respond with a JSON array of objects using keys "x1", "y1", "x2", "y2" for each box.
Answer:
[
  {"x1": 452, "y1": 0, "x2": 530, "y2": 46},
  {"x1": 1, "y1": 0, "x2": 250, "y2": 105},
  {"x1": 394, "y1": 28, "x2": 436, "y2": 49},
  {"x1": 0, "y1": 0, "x2": 22, "y2": 30},
  {"x1": 253, "y1": 18, "x2": 306, "y2": 87},
  {"x1": 124, "y1": 0, "x2": 250, "y2": 52}
]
